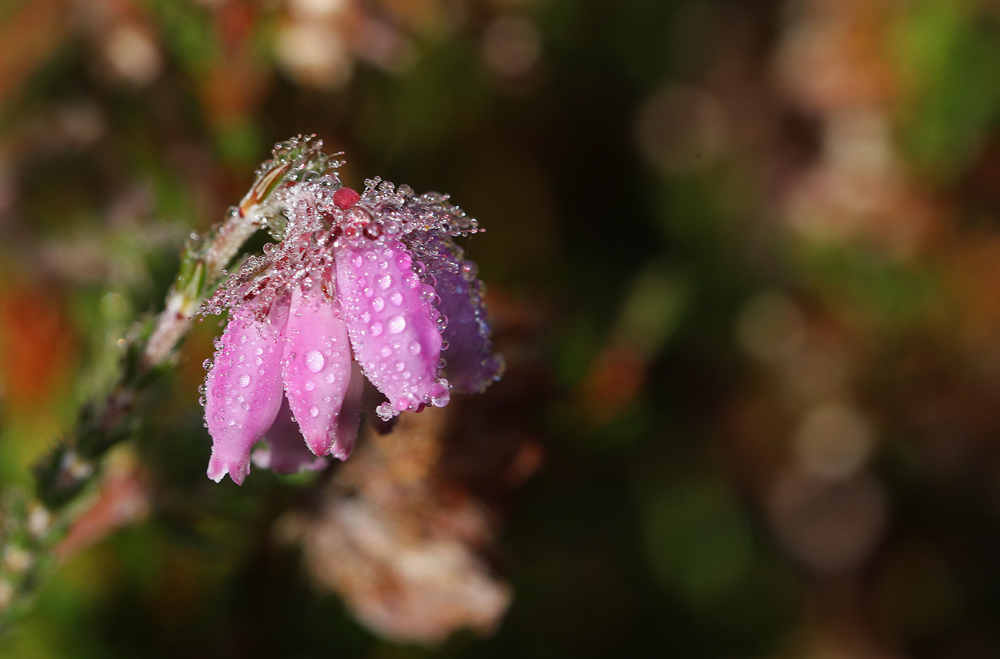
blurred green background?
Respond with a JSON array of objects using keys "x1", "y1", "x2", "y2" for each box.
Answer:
[{"x1": 4, "y1": 0, "x2": 1000, "y2": 657}]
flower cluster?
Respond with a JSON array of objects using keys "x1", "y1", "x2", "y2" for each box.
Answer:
[{"x1": 201, "y1": 167, "x2": 502, "y2": 484}]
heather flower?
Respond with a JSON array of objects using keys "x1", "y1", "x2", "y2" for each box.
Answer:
[{"x1": 201, "y1": 172, "x2": 503, "y2": 484}]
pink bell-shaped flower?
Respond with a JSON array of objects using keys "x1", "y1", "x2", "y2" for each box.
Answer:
[{"x1": 201, "y1": 173, "x2": 501, "y2": 484}]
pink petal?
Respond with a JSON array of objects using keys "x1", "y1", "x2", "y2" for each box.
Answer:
[
  {"x1": 335, "y1": 238, "x2": 447, "y2": 419},
  {"x1": 251, "y1": 400, "x2": 328, "y2": 474},
  {"x1": 329, "y1": 360, "x2": 364, "y2": 460},
  {"x1": 281, "y1": 282, "x2": 355, "y2": 456},
  {"x1": 205, "y1": 301, "x2": 288, "y2": 484}
]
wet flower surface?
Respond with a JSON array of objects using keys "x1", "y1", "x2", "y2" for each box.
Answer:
[{"x1": 201, "y1": 164, "x2": 503, "y2": 484}]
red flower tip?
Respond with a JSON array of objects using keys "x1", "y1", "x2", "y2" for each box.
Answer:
[{"x1": 333, "y1": 187, "x2": 361, "y2": 209}]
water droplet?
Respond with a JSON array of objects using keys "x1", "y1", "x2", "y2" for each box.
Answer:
[
  {"x1": 390, "y1": 292, "x2": 403, "y2": 306},
  {"x1": 238, "y1": 374, "x2": 251, "y2": 388},
  {"x1": 395, "y1": 252, "x2": 412, "y2": 270},
  {"x1": 228, "y1": 419, "x2": 236, "y2": 426},
  {"x1": 203, "y1": 359, "x2": 214, "y2": 371},
  {"x1": 395, "y1": 361, "x2": 405, "y2": 372},
  {"x1": 305, "y1": 380, "x2": 316, "y2": 391},
  {"x1": 408, "y1": 341, "x2": 421, "y2": 355},
  {"x1": 388, "y1": 315, "x2": 406, "y2": 334},
  {"x1": 198, "y1": 396, "x2": 206, "y2": 407},
  {"x1": 309, "y1": 406, "x2": 320, "y2": 418},
  {"x1": 372, "y1": 296, "x2": 385, "y2": 312},
  {"x1": 404, "y1": 273, "x2": 420, "y2": 289},
  {"x1": 376, "y1": 274, "x2": 392, "y2": 290},
  {"x1": 461, "y1": 260, "x2": 478, "y2": 279},
  {"x1": 353, "y1": 255, "x2": 363, "y2": 267},
  {"x1": 381, "y1": 346, "x2": 392, "y2": 357},
  {"x1": 361, "y1": 311, "x2": 371, "y2": 323},
  {"x1": 370, "y1": 322, "x2": 383, "y2": 336},
  {"x1": 430, "y1": 381, "x2": 450, "y2": 407},
  {"x1": 376, "y1": 402, "x2": 394, "y2": 421},
  {"x1": 305, "y1": 350, "x2": 325, "y2": 373},
  {"x1": 363, "y1": 287, "x2": 374, "y2": 298},
  {"x1": 326, "y1": 373, "x2": 336, "y2": 384},
  {"x1": 255, "y1": 347, "x2": 263, "y2": 356}
]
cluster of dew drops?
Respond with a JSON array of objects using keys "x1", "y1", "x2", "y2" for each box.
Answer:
[{"x1": 196, "y1": 160, "x2": 487, "y2": 418}]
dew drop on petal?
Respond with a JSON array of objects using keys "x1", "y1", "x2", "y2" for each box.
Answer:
[
  {"x1": 372, "y1": 296, "x2": 385, "y2": 312},
  {"x1": 370, "y1": 322, "x2": 383, "y2": 336},
  {"x1": 377, "y1": 274, "x2": 392, "y2": 290},
  {"x1": 387, "y1": 315, "x2": 406, "y2": 334},
  {"x1": 381, "y1": 346, "x2": 392, "y2": 357},
  {"x1": 305, "y1": 380, "x2": 316, "y2": 391},
  {"x1": 309, "y1": 405, "x2": 320, "y2": 418},
  {"x1": 430, "y1": 381, "x2": 450, "y2": 407},
  {"x1": 238, "y1": 374, "x2": 251, "y2": 388},
  {"x1": 390, "y1": 292, "x2": 403, "y2": 306},
  {"x1": 305, "y1": 350, "x2": 325, "y2": 373},
  {"x1": 408, "y1": 341, "x2": 421, "y2": 355}
]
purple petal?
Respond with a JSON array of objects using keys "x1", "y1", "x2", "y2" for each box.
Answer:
[
  {"x1": 417, "y1": 235, "x2": 503, "y2": 394},
  {"x1": 281, "y1": 282, "x2": 355, "y2": 457},
  {"x1": 251, "y1": 400, "x2": 328, "y2": 474},
  {"x1": 205, "y1": 301, "x2": 288, "y2": 484},
  {"x1": 335, "y1": 238, "x2": 447, "y2": 419}
]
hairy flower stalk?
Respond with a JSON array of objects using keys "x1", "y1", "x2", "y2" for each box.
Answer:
[{"x1": 200, "y1": 165, "x2": 503, "y2": 484}]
